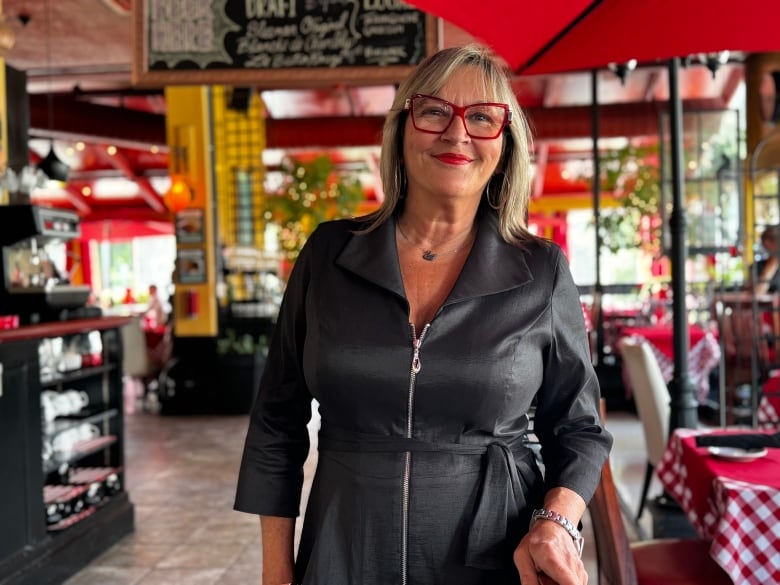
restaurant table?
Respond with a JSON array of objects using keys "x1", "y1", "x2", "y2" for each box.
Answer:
[
  {"x1": 620, "y1": 324, "x2": 721, "y2": 402},
  {"x1": 656, "y1": 428, "x2": 780, "y2": 585}
]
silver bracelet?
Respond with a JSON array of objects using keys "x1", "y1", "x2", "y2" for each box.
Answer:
[{"x1": 530, "y1": 508, "x2": 584, "y2": 557}]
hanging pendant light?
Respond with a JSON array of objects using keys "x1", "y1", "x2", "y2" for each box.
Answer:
[
  {"x1": 37, "y1": 0, "x2": 70, "y2": 183},
  {"x1": 164, "y1": 173, "x2": 193, "y2": 212},
  {"x1": 38, "y1": 141, "x2": 70, "y2": 182},
  {"x1": 164, "y1": 133, "x2": 193, "y2": 213}
]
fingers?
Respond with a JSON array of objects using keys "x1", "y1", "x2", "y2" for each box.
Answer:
[
  {"x1": 513, "y1": 542, "x2": 541, "y2": 585},
  {"x1": 514, "y1": 522, "x2": 588, "y2": 585}
]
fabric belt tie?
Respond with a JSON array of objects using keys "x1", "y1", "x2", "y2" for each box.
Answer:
[{"x1": 319, "y1": 435, "x2": 527, "y2": 570}]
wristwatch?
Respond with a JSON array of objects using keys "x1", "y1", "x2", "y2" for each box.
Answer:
[{"x1": 530, "y1": 508, "x2": 584, "y2": 557}]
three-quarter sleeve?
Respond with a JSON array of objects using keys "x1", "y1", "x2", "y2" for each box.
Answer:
[
  {"x1": 234, "y1": 236, "x2": 316, "y2": 517},
  {"x1": 533, "y1": 246, "x2": 613, "y2": 504}
]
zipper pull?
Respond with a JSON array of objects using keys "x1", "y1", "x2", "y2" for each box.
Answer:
[{"x1": 412, "y1": 336, "x2": 422, "y2": 374}]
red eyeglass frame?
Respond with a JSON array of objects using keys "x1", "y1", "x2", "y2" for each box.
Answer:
[{"x1": 403, "y1": 93, "x2": 513, "y2": 139}]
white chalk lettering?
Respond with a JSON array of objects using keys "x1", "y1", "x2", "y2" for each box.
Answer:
[
  {"x1": 246, "y1": 19, "x2": 298, "y2": 40},
  {"x1": 363, "y1": 24, "x2": 405, "y2": 36},
  {"x1": 237, "y1": 36, "x2": 290, "y2": 55},
  {"x1": 362, "y1": 12, "x2": 420, "y2": 26},
  {"x1": 363, "y1": 0, "x2": 409, "y2": 10},
  {"x1": 300, "y1": 11, "x2": 349, "y2": 36},
  {"x1": 364, "y1": 45, "x2": 407, "y2": 65},
  {"x1": 245, "y1": 0, "x2": 297, "y2": 19}
]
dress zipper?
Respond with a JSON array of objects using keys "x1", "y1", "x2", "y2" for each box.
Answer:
[{"x1": 401, "y1": 323, "x2": 429, "y2": 585}]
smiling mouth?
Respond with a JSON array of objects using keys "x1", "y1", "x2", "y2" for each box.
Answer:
[{"x1": 434, "y1": 153, "x2": 472, "y2": 164}]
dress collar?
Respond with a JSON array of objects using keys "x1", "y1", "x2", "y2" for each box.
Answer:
[{"x1": 335, "y1": 211, "x2": 536, "y2": 303}]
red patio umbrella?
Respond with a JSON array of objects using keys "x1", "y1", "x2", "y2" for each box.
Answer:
[{"x1": 407, "y1": 0, "x2": 780, "y2": 75}]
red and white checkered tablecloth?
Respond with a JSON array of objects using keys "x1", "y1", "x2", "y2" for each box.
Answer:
[
  {"x1": 656, "y1": 428, "x2": 780, "y2": 585},
  {"x1": 621, "y1": 326, "x2": 721, "y2": 402}
]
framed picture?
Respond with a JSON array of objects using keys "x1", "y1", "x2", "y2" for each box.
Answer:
[
  {"x1": 176, "y1": 208, "x2": 204, "y2": 243},
  {"x1": 177, "y1": 249, "x2": 206, "y2": 283}
]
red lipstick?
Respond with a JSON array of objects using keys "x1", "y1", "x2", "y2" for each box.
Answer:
[{"x1": 434, "y1": 153, "x2": 472, "y2": 165}]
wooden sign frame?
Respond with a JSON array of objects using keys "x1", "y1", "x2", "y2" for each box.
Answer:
[{"x1": 133, "y1": 1, "x2": 439, "y2": 88}]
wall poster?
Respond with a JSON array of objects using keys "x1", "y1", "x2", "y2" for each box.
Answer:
[
  {"x1": 175, "y1": 208, "x2": 205, "y2": 243},
  {"x1": 177, "y1": 248, "x2": 206, "y2": 284}
]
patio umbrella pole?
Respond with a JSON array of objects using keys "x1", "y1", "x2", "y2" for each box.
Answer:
[
  {"x1": 591, "y1": 69, "x2": 605, "y2": 366},
  {"x1": 666, "y1": 56, "x2": 699, "y2": 431}
]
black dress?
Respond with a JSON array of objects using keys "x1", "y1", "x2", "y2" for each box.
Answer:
[{"x1": 235, "y1": 210, "x2": 612, "y2": 585}]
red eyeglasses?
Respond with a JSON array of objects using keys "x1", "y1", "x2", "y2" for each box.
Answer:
[{"x1": 404, "y1": 94, "x2": 512, "y2": 139}]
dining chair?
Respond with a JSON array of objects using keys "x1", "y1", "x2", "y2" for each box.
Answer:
[
  {"x1": 589, "y1": 450, "x2": 732, "y2": 585},
  {"x1": 715, "y1": 294, "x2": 779, "y2": 425},
  {"x1": 120, "y1": 317, "x2": 169, "y2": 407},
  {"x1": 121, "y1": 318, "x2": 152, "y2": 380},
  {"x1": 617, "y1": 337, "x2": 669, "y2": 522}
]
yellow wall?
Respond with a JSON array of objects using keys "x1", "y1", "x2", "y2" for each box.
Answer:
[
  {"x1": 211, "y1": 87, "x2": 267, "y2": 248},
  {"x1": 164, "y1": 86, "x2": 218, "y2": 337}
]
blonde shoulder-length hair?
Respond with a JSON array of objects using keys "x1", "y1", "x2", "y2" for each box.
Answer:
[{"x1": 359, "y1": 43, "x2": 536, "y2": 247}]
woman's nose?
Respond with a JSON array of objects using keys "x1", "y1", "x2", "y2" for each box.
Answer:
[{"x1": 440, "y1": 113, "x2": 470, "y2": 141}]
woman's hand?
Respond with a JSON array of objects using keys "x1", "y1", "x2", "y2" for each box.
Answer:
[{"x1": 513, "y1": 514, "x2": 587, "y2": 585}]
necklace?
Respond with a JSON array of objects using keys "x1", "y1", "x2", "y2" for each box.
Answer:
[{"x1": 397, "y1": 221, "x2": 475, "y2": 262}]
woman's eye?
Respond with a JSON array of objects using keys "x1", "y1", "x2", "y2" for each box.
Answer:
[
  {"x1": 421, "y1": 106, "x2": 448, "y2": 117},
  {"x1": 467, "y1": 112, "x2": 493, "y2": 124}
]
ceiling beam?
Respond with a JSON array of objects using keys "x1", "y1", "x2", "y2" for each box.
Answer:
[
  {"x1": 28, "y1": 93, "x2": 727, "y2": 149},
  {"x1": 96, "y1": 147, "x2": 168, "y2": 214},
  {"x1": 28, "y1": 93, "x2": 168, "y2": 148},
  {"x1": 265, "y1": 98, "x2": 726, "y2": 147},
  {"x1": 63, "y1": 184, "x2": 93, "y2": 214}
]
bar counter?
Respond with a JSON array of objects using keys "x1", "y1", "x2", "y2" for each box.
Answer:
[
  {"x1": 0, "y1": 315, "x2": 135, "y2": 585},
  {"x1": 0, "y1": 315, "x2": 132, "y2": 343}
]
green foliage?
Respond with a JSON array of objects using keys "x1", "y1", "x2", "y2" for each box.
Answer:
[
  {"x1": 264, "y1": 155, "x2": 365, "y2": 261},
  {"x1": 216, "y1": 329, "x2": 269, "y2": 356},
  {"x1": 596, "y1": 144, "x2": 662, "y2": 255}
]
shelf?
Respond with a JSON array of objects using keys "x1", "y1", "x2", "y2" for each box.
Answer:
[
  {"x1": 40, "y1": 363, "x2": 116, "y2": 388},
  {"x1": 68, "y1": 466, "x2": 123, "y2": 485},
  {"x1": 44, "y1": 484, "x2": 90, "y2": 505},
  {"x1": 46, "y1": 506, "x2": 97, "y2": 532},
  {"x1": 43, "y1": 408, "x2": 119, "y2": 439},
  {"x1": 44, "y1": 435, "x2": 118, "y2": 474},
  {"x1": 0, "y1": 319, "x2": 132, "y2": 585}
]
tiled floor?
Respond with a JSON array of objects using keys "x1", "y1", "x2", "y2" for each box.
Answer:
[{"x1": 62, "y1": 398, "x2": 656, "y2": 585}]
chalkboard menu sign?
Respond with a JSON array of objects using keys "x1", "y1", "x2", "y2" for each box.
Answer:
[{"x1": 133, "y1": 1, "x2": 438, "y2": 88}]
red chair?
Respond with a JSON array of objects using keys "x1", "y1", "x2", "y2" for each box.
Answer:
[{"x1": 589, "y1": 452, "x2": 731, "y2": 585}]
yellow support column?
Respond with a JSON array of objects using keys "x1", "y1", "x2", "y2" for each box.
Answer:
[{"x1": 164, "y1": 86, "x2": 218, "y2": 337}]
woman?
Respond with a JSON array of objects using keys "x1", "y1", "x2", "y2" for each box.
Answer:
[{"x1": 235, "y1": 44, "x2": 612, "y2": 585}]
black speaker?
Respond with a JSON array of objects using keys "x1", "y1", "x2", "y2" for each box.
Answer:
[{"x1": 228, "y1": 87, "x2": 253, "y2": 112}]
